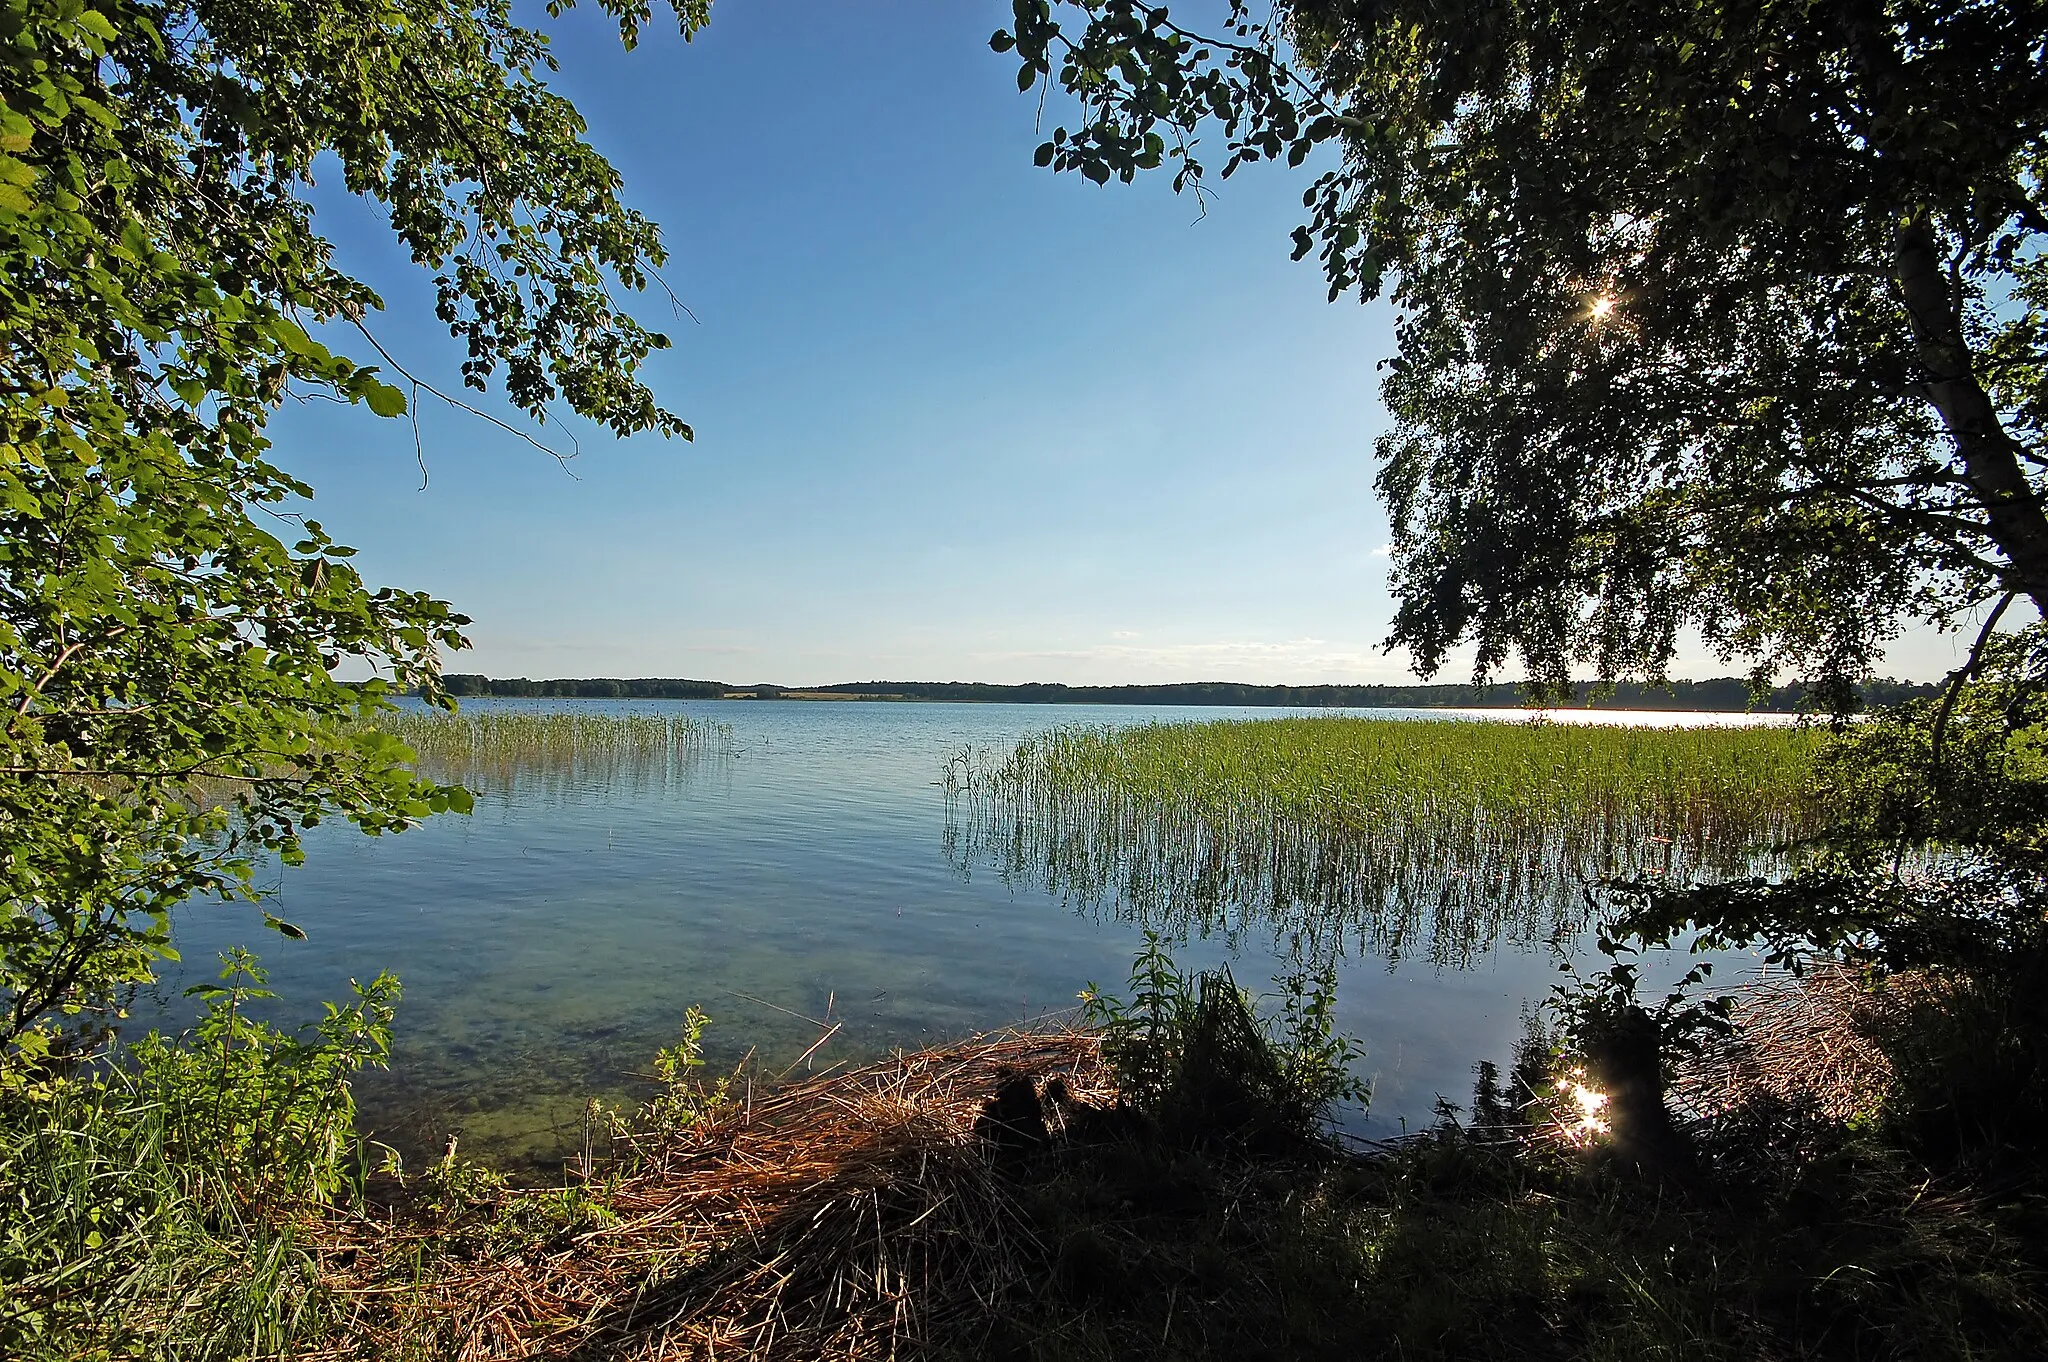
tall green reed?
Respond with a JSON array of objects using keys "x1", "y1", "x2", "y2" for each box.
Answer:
[
  {"x1": 945, "y1": 717, "x2": 1824, "y2": 967},
  {"x1": 375, "y1": 709, "x2": 732, "y2": 796}
]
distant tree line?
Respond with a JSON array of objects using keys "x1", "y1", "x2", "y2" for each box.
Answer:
[
  {"x1": 440, "y1": 675, "x2": 726, "y2": 699},
  {"x1": 432, "y1": 675, "x2": 1942, "y2": 711},
  {"x1": 818, "y1": 678, "x2": 1941, "y2": 711}
]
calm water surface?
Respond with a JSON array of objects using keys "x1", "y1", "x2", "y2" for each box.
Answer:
[{"x1": 152, "y1": 700, "x2": 1784, "y2": 1166}]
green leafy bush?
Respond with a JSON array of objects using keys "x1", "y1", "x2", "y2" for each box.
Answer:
[
  {"x1": 1081, "y1": 932, "x2": 1368, "y2": 1152},
  {"x1": 0, "y1": 951, "x2": 397, "y2": 1359}
]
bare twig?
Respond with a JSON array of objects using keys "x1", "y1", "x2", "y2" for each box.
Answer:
[{"x1": 1931, "y1": 590, "x2": 2017, "y2": 773}]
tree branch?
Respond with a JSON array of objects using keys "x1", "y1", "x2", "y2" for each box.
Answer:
[
  {"x1": 350, "y1": 320, "x2": 581, "y2": 473},
  {"x1": 1930, "y1": 590, "x2": 2018, "y2": 774}
]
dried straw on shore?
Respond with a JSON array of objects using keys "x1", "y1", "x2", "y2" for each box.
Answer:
[
  {"x1": 308, "y1": 1027, "x2": 1110, "y2": 1361},
  {"x1": 1673, "y1": 962, "x2": 1903, "y2": 1124}
]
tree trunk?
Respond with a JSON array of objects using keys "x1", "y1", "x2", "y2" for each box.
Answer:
[
  {"x1": 1582, "y1": 1003, "x2": 1692, "y2": 1180},
  {"x1": 1893, "y1": 218, "x2": 2048, "y2": 620}
]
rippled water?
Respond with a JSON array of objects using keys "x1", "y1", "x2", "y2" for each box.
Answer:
[{"x1": 148, "y1": 700, "x2": 1789, "y2": 1168}]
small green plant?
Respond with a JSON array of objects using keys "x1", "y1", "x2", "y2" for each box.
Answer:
[
  {"x1": 1271, "y1": 964, "x2": 1374, "y2": 1123},
  {"x1": 135, "y1": 948, "x2": 400, "y2": 1209},
  {"x1": 413, "y1": 1136, "x2": 510, "y2": 1222},
  {"x1": 646, "y1": 1005, "x2": 732, "y2": 1134},
  {"x1": 1081, "y1": 931, "x2": 1190, "y2": 1109},
  {"x1": 1082, "y1": 932, "x2": 1368, "y2": 1151}
]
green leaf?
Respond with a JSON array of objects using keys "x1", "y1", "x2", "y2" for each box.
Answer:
[
  {"x1": 263, "y1": 914, "x2": 308, "y2": 941},
  {"x1": 361, "y1": 379, "x2": 408, "y2": 418},
  {"x1": 0, "y1": 0, "x2": 688, "y2": 1068}
]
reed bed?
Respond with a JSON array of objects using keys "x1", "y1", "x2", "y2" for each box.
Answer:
[
  {"x1": 945, "y1": 717, "x2": 1824, "y2": 966},
  {"x1": 1672, "y1": 963, "x2": 1897, "y2": 1125},
  {"x1": 306, "y1": 1028, "x2": 1107, "y2": 1361},
  {"x1": 375, "y1": 710, "x2": 732, "y2": 795},
  {"x1": 1667, "y1": 960, "x2": 1993, "y2": 1134}
]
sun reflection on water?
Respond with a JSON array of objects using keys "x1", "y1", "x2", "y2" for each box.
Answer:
[{"x1": 1564, "y1": 1068, "x2": 1611, "y2": 1143}]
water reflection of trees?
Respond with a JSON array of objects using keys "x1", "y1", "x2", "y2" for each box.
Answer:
[{"x1": 944, "y1": 761, "x2": 1805, "y2": 970}]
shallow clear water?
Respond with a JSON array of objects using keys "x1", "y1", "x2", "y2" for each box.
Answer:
[{"x1": 148, "y1": 700, "x2": 1786, "y2": 1168}]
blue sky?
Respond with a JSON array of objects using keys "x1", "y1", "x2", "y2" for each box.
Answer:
[{"x1": 281, "y1": 2, "x2": 1962, "y2": 687}]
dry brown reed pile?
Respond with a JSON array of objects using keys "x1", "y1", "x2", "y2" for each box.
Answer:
[
  {"x1": 307, "y1": 1028, "x2": 1111, "y2": 1362},
  {"x1": 1674, "y1": 963, "x2": 1907, "y2": 1123}
]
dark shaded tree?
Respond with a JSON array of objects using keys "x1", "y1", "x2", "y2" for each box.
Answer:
[{"x1": 997, "y1": 0, "x2": 2048, "y2": 698}]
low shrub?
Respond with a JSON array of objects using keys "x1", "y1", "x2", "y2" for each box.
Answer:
[
  {"x1": 0, "y1": 950, "x2": 397, "y2": 1359},
  {"x1": 1079, "y1": 932, "x2": 1368, "y2": 1154}
]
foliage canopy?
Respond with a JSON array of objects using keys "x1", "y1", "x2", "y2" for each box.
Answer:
[
  {"x1": 998, "y1": 0, "x2": 2048, "y2": 697},
  {"x1": 0, "y1": 0, "x2": 700, "y2": 1061}
]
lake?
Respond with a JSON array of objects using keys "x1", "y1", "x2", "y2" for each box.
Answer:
[{"x1": 150, "y1": 699, "x2": 1789, "y2": 1169}]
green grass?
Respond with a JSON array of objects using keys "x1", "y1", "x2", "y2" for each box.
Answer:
[
  {"x1": 945, "y1": 717, "x2": 1824, "y2": 965},
  {"x1": 0, "y1": 1077, "x2": 321, "y2": 1359},
  {"x1": 966, "y1": 1108, "x2": 2047, "y2": 1362},
  {"x1": 955, "y1": 716, "x2": 1820, "y2": 836},
  {"x1": 0, "y1": 954, "x2": 395, "y2": 1360}
]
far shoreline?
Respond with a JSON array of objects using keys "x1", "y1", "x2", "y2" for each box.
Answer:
[{"x1": 427, "y1": 673, "x2": 1941, "y2": 714}]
